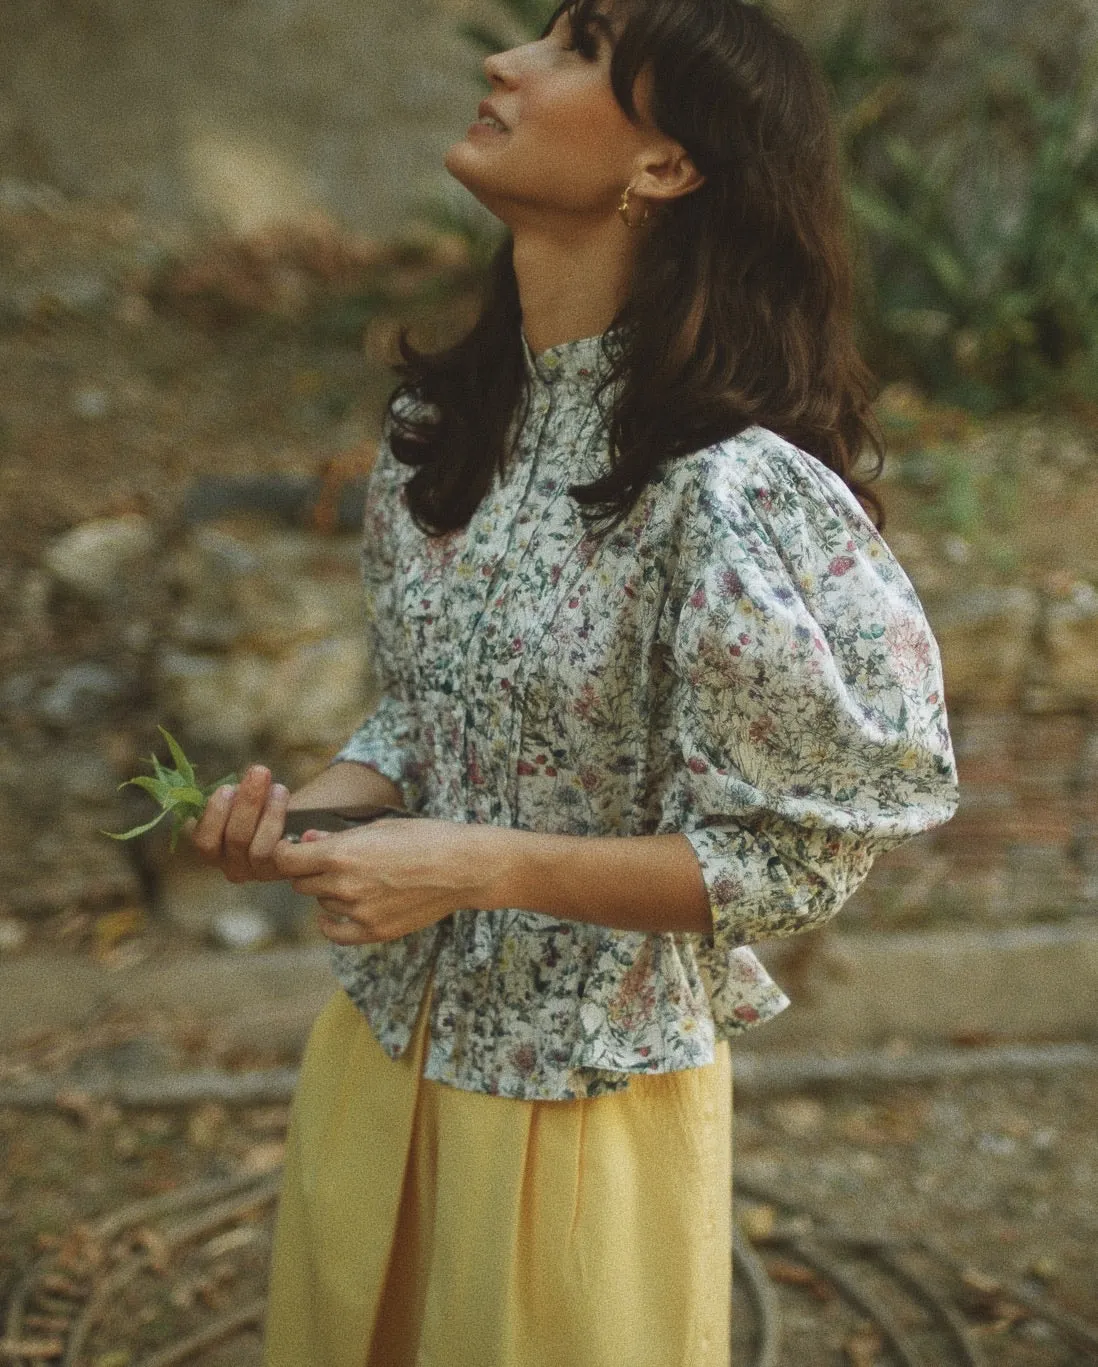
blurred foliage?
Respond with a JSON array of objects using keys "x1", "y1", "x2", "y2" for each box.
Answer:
[
  {"x1": 837, "y1": 41, "x2": 1098, "y2": 414},
  {"x1": 457, "y1": 0, "x2": 555, "y2": 57},
  {"x1": 447, "y1": 0, "x2": 1098, "y2": 416}
]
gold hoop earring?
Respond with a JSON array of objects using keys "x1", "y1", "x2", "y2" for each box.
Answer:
[{"x1": 618, "y1": 183, "x2": 651, "y2": 229}]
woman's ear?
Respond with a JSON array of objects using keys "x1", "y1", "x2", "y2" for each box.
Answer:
[{"x1": 634, "y1": 142, "x2": 706, "y2": 205}]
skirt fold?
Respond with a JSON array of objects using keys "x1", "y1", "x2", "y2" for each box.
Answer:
[{"x1": 262, "y1": 987, "x2": 732, "y2": 1367}]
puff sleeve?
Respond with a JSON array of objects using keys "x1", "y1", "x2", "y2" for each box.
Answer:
[
  {"x1": 667, "y1": 436, "x2": 958, "y2": 953},
  {"x1": 330, "y1": 424, "x2": 425, "y2": 811}
]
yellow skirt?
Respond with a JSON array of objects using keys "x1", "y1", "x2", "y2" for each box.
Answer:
[{"x1": 262, "y1": 984, "x2": 732, "y2": 1367}]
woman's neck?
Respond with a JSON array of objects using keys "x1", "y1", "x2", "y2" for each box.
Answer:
[{"x1": 511, "y1": 220, "x2": 638, "y2": 355}]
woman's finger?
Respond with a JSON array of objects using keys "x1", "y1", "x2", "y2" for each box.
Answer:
[
  {"x1": 317, "y1": 898, "x2": 356, "y2": 923},
  {"x1": 190, "y1": 785, "x2": 237, "y2": 864},
  {"x1": 222, "y1": 765, "x2": 272, "y2": 879},
  {"x1": 316, "y1": 907, "x2": 369, "y2": 945},
  {"x1": 249, "y1": 783, "x2": 291, "y2": 876},
  {"x1": 290, "y1": 873, "x2": 348, "y2": 898}
]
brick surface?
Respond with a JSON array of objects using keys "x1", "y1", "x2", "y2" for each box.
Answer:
[{"x1": 845, "y1": 706, "x2": 1095, "y2": 929}]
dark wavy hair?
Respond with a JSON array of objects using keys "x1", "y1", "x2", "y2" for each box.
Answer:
[{"x1": 389, "y1": 0, "x2": 885, "y2": 537}]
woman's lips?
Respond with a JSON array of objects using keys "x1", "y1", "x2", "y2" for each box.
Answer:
[{"x1": 477, "y1": 100, "x2": 509, "y2": 128}]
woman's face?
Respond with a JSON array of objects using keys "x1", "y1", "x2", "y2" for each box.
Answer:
[{"x1": 444, "y1": 5, "x2": 663, "y2": 229}]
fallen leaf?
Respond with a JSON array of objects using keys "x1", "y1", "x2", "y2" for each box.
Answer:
[
  {"x1": 55, "y1": 1089, "x2": 118, "y2": 1130},
  {"x1": 962, "y1": 1269, "x2": 1001, "y2": 1295},
  {"x1": 131, "y1": 1226, "x2": 171, "y2": 1274},
  {"x1": 202, "y1": 1226, "x2": 258, "y2": 1260},
  {"x1": 56, "y1": 1224, "x2": 105, "y2": 1273},
  {"x1": 185, "y1": 1101, "x2": 226, "y2": 1149},
  {"x1": 94, "y1": 907, "x2": 146, "y2": 957},
  {"x1": 738, "y1": 1204, "x2": 776, "y2": 1243},
  {"x1": 241, "y1": 1139, "x2": 285, "y2": 1174},
  {"x1": 22, "y1": 1315, "x2": 69, "y2": 1334},
  {"x1": 0, "y1": 1339, "x2": 65, "y2": 1359},
  {"x1": 38, "y1": 1273, "x2": 87, "y2": 1300},
  {"x1": 766, "y1": 1258, "x2": 834, "y2": 1301},
  {"x1": 844, "y1": 1324, "x2": 884, "y2": 1366}
]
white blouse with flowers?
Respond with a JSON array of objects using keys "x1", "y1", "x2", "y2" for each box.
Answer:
[{"x1": 328, "y1": 329, "x2": 958, "y2": 1100}]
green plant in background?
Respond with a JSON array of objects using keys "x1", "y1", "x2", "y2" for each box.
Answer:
[
  {"x1": 890, "y1": 438, "x2": 1024, "y2": 575},
  {"x1": 844, "y1": 44, "x2": 1098, "y2": 413},
  {"x1": 457, "y1": 0, "x2": 556, "y2": 58},
  {"x1": 103, "y1": 727, "x2": 237, "y2": 851}
]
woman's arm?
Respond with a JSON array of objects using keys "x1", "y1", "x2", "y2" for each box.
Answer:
[
  {"x1": 286, "y1": 761, "x2": 404, "y2": 812},
  {"x1": 273, "y1": 818, "x2": 715, "y2": 943},
  {"x1": 479, "y1": 827, "x2": 715, "y2": 935}
]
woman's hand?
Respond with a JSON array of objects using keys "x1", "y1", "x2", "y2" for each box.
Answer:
[
  {"x1": 273, "y1": 818, "x2": 508, "y2": 944},
  {"x1": 188, "y1": 764, "x2": 290, "y2": 882}
]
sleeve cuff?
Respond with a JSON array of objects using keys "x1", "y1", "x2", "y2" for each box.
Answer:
[{"x1": 681, "y1": 821, "x2": 875, "y2": 953}]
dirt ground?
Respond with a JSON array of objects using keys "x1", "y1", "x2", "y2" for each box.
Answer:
[{"x1": 1, "y1": 1013, "x2": 1096, "y2": 1365}]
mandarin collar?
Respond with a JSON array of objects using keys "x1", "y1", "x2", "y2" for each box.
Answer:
[{"x1": 520, "y1": 326, "x2": 624, "y2": 390}]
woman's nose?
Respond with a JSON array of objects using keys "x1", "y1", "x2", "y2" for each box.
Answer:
[
  {"x1": 483, "y1": 43, "x2": 526, "y2": 89},
  {"x1": 483, "y1": 52, "x2": 510, "y2": 88}
]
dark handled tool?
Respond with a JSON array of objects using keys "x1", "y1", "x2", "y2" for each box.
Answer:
[{"x1": 282, "y1": 804, "x2": 423, "y2": 842}]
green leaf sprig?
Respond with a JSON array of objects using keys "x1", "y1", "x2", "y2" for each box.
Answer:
[{"x1": 104, "y1": 727, "x2": 238, "y2": 851}]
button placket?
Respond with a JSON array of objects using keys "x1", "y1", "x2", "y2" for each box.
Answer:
[
  {"x1": 498, "y1": 397, "x2": 610, "y2": 814},
  {"x1": 459, "y1": 381, "x2": 555, "y2": 823}
]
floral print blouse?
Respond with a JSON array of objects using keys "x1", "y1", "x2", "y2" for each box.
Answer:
[{"x1": 329, "y1": 328, "x2": 958, "y2": 1101}]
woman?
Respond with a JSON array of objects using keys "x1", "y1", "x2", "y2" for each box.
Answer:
[{"x1": 192, "y1": 1, "x2": 958, "y2": 1363}]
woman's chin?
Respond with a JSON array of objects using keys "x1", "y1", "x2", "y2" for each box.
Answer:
[{"x1": 444, "y1": 149, "x2": 510, "y2": 217}]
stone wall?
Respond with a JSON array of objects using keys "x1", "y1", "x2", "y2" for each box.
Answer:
[{"x1": 0, "y1": 0, "x2": 489, "y2": 239}]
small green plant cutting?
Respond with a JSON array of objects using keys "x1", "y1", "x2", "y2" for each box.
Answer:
[{"x1": 104, "y1": 727, "x2": 238, "y2": 851}]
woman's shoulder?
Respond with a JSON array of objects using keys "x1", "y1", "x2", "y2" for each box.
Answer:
[
  {"x1": 669, "y1": 424, "x2": 872, "y2": 530},
  {"x1": 662, "y1": 425, "x2": 917, "y2": 604}
]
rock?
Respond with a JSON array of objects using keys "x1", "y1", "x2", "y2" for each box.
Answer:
[
  {"x1": 56, "y1": 749, "x2": 120, "y2": 802},
  {"x1": 17, "y1": 569, "x2": 53, "y2": 646},
  {"x1": 211, "y1": 907, "x2": 276, "y2": 950},
  {"x1": 0, "y1": 672, "x2": 37, "y2": 713},
  {"x1": 43, "y1": 514, "x2": 156, "y2": 601},
  {"x1": 232, "y1": 571, "x2": 364, "y2": 653},
  {"x1": 158, "y1": 521, "x2": 369, "y2": 755},
  {"x1": 156, "y1": 860, "x2": 263, "y2": 940},
  {"x1": 768, "y1": 1097, "x2": 826, "y2": 1138},
  {"x1": 70, "y1": 1036, "x2": 174, "y2": 1079},
  {"x1": 0, "y1": 178, "x2": 66, "y2": 213},
  {"x1": 167, "y1": 524, "x2": 363, "y2": 652},
  {"x1": 0, "y1": 918, "x2": 29, "y2": 952},
  {"x1": 265, "y1": 637, "x2": 371, "y2": 751},
  {"x1": 71, "y1": 386, "x2": 111, "y2": 420},
  {"x1": 7, "y1": 840, "x2": 143, "y2": 919},
  {"x1": 1024, "y1": 577, "x2": 1098, "y2": 711},
  {"x1": 157, "y1": 638, "x2": 365, "y2": 757},
  {"x1": 0, "y1": 736, "x2": 146, "y2": 918},
  {"x1": 156, "y1": 857, "x2": 313, "y2": 942},
  {"x1": 250, "y1": 878, "x2": 317, "y2": 940},
  {"x1": 37, "y1": 663, "x2": 129, "y2": 727},
  {"x1": 927, "y1": 586, "x2": 1040, "y2": 707},
  {"x1": 183, "y1": 474, "x2": 368, "y2": 532},
  {"x1": 156, "y1": 648, "x2": 272, "y2": 751}
]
